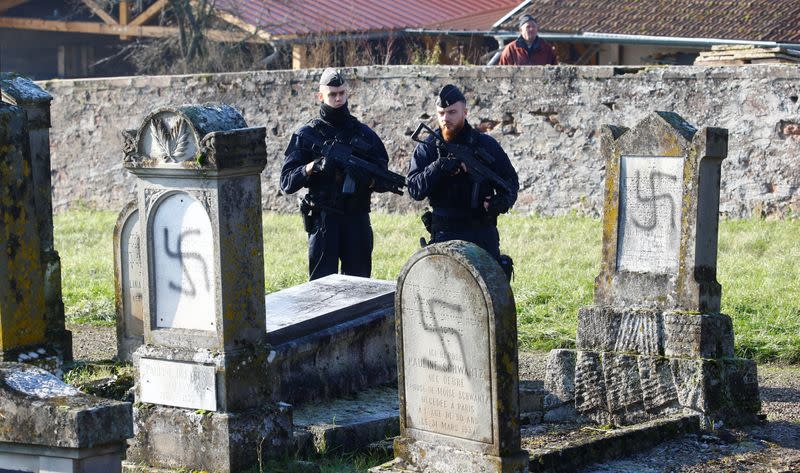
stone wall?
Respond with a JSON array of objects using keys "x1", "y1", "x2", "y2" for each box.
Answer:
[{"x1": 42, "y1": 65, "x2": 800, "y2": 218}]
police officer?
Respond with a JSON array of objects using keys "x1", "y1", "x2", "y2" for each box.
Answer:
[
  {"x1": 407, "y1": 84, "x2": 519, "y2": 268},
  {"x1": 280, "y1": 68, "x2": 391, "y2": 280}
]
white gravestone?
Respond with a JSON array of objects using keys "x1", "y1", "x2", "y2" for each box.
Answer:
[
  {"x1": 401, "y1": 265, "x2": 493, "y2": 443},
  {"x1": 617, "y1": 156, "x2": 684, "y2": 274},
  {"x1": 152, "y1": 193, "x2": 216, "y2": 331},
  {"x1": 381, "y1": 241, "x2": 527, "y2": 473},
  {"x1": 120, "y1": 208, "x2": 143, "y2": 337}
]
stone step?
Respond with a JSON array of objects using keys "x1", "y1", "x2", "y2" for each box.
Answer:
[
  {"x1": 525, "y1": 414, "x2": 701, "y2": 472},
  {"x1": 293, "y1": 385, "x2": 400, "y2": 456}
]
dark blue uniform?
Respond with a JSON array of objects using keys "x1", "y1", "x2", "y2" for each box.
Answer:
[
  {"x1": 407, "y1": 121, "x2": 519, "y2": 260},
  {"x1": 281, "y1": 114, "x2": 390, "y2": 280}
]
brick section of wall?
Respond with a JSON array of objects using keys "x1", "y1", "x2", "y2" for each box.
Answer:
[{"x1": 42, "y1": 65, "x2": 800, "y2": 218}]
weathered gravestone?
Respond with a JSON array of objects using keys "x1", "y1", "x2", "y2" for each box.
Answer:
[
  {"x1": 374, "y1": 241, "x2": 528, "y2": 473},
  {"x1": 0, "y1": 362, "x2": 132, "y2": 473},
  {"x1": 545, "y1": 111, "x2": 760, "y2": 427},
  {"x1": 0, "y1": 74, "x2": 71, "y2": 364},
  {"x1": 265, "y1": 274, "x2": 397, "y2": 405},
  {"x1": 0, "y1": 101, "x2": 63, "y2": 374},
  {"x1": 113, "y1": 201, "x2": 142, "y2": 363},
  {"x1": 121, "y1": 105, "x2": 291, "y2": 472}
]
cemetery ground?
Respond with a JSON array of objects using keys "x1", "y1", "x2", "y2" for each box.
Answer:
[{"x1": 57, "y1": 210, "x2": 800, "y2": 472}]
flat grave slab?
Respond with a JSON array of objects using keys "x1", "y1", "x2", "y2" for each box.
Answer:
[
  {"x1": 523, "y1": 414, "x2": 700, "y2": 472},
  {"x1": 293, "y1": 385, "x2": 399, "y2": 456},
  {"x1": 266, "y1": 274, "x2": 395, "y2": 345}
]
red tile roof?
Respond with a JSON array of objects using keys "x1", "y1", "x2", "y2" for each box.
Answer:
[
  {"x1": 495, "y1": 0, "x2": 800, "y2": 43},
  {"x1": 217, "y1": 0, "x2": 520, "y2": 37},
  {"x1": 424, "y1": 6, "x2": 520, "y2": 31}
]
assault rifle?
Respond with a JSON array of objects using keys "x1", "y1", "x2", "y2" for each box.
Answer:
[
  {"x1": 297, "y1": 127, "x2": 406, "y2": 195},
  {"x1": 411, "y1": 122, "x2": 513, "y2": 208}
]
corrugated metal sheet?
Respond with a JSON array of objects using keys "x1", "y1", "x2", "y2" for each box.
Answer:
[
  {"x1": 495, "y1": 0, "x2": 800, "y2": 43},
  {"x1": 217, "y1": 0, "x2": 521, "y2": 37}
]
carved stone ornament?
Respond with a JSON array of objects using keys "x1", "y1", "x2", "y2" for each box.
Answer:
[
  {"x1": 124, "y1": 104, "x2": 265, "y2": 170},
  {"x1": 139, "y1": 111, "x2": 198, "y2": 164}
]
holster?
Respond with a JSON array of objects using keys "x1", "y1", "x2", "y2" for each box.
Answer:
[
  {"x1": 498, "y1": 254, "x2": 514, "y2": 282},
  {"x1": 299, "y1": 196, "x2": 315, "y2": 233},
  {"x1": 420, "y1": 210, "x2": 433, "y2": 246}
]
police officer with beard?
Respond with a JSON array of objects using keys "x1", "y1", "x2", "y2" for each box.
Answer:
[
  {"x1": 280, "y1": 68, "x2": 391, "y2": 280},
  {"x1": 407, "y1": 84, "x2": 519, "y2": 271}
]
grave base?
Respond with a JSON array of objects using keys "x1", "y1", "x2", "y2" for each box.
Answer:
[
  {"x1": 548, "y1": 347, "x2": 761, "y2": 428},
  {"x1": 0, "y1": 441, "x2": 125, "y2": 473},
  {"x1": 555, "y1": 306, "x2": 762, "y2": 428},
  {"x1": 126, "y1": 403, "x2": 292, "y2": 473},
  {"x1": 370, "y1": 438, "x2": 529, "y2": 473}
]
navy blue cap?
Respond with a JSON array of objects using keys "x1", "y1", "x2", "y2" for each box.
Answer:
[
  {"x1": 435, "y1": 84, "x2": 466, "y2": 108},
  {"x1": 519, "y1": 14, "x2": 537, "y2": 28},
  {"x1": 319, "y1": 68, "x2": 345, "y2": 87}
]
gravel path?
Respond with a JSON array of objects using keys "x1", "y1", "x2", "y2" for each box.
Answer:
[{"x1": 69, "y1": 324, "x2": 800, "y2": 472}]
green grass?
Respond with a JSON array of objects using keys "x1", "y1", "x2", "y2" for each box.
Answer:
[{"x1": 55, "y1": 210, "x2": 800, "y2": 363}]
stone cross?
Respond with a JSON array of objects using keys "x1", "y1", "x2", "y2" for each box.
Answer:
[
  {"x1": 0, "y1": 74, "x2": 71, "y2": 365},
  {"x1": 378, "y1": 241, "x2": 528, "y2": 473},
  {"x1": 546, "y1": 111, "x2": 760, "y2": 428},
  {"x1": 113, "y1": 201, "x2": 142, "y2": 363},
  {"x1": 122, "y1": 104, "x2": 290, "y2": 472}
]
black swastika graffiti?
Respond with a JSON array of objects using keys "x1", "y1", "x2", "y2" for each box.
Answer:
[
  {"x1": 632, "y1": 169, "x2": 679, "y2": 230},
  {"x1": 163, "y1": 227, "x2": 211, "y2": 297},
  {"x1": 417, "y1": 295, "x2": 469, "y2": 377}
]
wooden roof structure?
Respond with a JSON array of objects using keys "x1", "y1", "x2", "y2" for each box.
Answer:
[{"x1": 0, "y1": 0, "x2": 261, "y2": 42}]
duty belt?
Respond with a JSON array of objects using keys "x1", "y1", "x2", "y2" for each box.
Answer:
[
  {"x1": 431, "y1": 213, "x2": 496, "y2": 232},
  {"x1": 306, "y1": 196, "x2": 369, "y2": 215}
]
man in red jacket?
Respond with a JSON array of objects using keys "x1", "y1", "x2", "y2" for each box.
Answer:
[{"x1": 499, "y1": 14, "x2": 558, "y2": 66}]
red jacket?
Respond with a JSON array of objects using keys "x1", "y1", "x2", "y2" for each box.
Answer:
[{"x1": 499, "y1": 37, "x2": 558, "y2": 66}]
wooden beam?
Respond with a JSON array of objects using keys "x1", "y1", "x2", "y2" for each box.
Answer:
[
  {"x1": 81, "y1": 0, "x2": 118, "y2": 25},
  {"x1": 0, "y1": 16, "x2": 268, "y2": 42},
  {"x1": 0, "y1": 16, "x2": 174, "y2": 37},
  {"x1": 292, "y1": 43, "x2": 307, "y2": 69},
  {"x1": 129, "y1": 0, "x2": 168, "y2": 27},
  {"x1": 0, "y1": 0, "x2": 28, "y2": 14},
  {"x1": 119, "y1": 0, "x2": 129, "y2": 40},
  {"x1": 214, "y1": 9, "x2": 273, "y2": 42}
]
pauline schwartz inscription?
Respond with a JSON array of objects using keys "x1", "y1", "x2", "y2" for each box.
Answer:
[
  {"x1": 617, "y1": 156, "x2": 684, "y2": 274},
  {"x1": 402, "y1": 280, "x2": 494, "y2": 444}
]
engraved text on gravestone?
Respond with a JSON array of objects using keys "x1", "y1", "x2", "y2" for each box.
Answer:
[{"x1": 401, "y1": 255, "x2": 493, "y2": 444}]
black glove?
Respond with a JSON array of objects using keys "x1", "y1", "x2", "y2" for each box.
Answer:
[
  {"x1": 485, "y1": 195, "x2": 510, "y2": 215},
  {"x1": 433, "y1": 157, "x2": 461, "y2": 175},
  {"x1": 310, "y1": 157, "x2": 327, "y2": 174}
]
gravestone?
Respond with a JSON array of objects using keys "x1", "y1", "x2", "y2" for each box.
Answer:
[
  {"x1": 113, "y1": 201, "x2": 143, "y2": 362},
  {"x1": 0, "y1": 74, "x2": 71, "y2": 364},
  {"x1": 266, "y1": 274, "x2": 396, "y2": 405},
  {"x1": 0, "y1": 362, "x2": 132, "y2": 473},
  {"x1": 374, "y1": 241, "x2": 528, "y2": 473},
  {"x1": 0, "y1": 101, "x2": 63, "y2": 374},
  {"x1": 121, "y1": 104, "x2": 291, "y2": 473},
  {"x1": 546, "y1": 111, "x2": 760, "y2": 428}
]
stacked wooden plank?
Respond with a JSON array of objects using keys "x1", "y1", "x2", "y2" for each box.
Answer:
[{"x1": 694, "y1": 45, "x2": 800, "y2": 65}]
